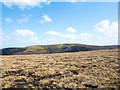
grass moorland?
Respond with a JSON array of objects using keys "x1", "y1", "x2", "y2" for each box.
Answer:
[
  {"x1": 1, "y1": 44, "x2": 118, "y2": 55},
  {"x1": 1, "y1": 49, "x2": 120, "y2": 88}
]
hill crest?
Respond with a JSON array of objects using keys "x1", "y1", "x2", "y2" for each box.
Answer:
[{"x1": 1, "y1": 44, "x2": 119, "y2": 55}]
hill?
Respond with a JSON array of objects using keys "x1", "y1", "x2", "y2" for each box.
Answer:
[{"x1": 1, "y1": 44, "x2": 119, "y2": 55}]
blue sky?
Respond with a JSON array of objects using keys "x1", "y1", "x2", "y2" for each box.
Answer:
[{"x1": 1, "y1": 1, "x2": 118, "y2": 48}]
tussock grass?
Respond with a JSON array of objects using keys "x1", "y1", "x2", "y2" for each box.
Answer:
[{"x1": 1, "y1": 49, "x2": 120, "y2": 88}]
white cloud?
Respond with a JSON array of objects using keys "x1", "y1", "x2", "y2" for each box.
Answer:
[
  {"x1": 14, "y1": 29, "x2": 36, "y2": 37},
  {"x1": 78, "y1": 33, "x2": 92, "y2": 41},
  {"x1": 12, "y1": 29, "x2": 40, "y2": 43},
  {"x1": 39, "y1": 14, "x2": 52, "y2": 24},
  {"x1": 66, "y1": 27, "x2": 76, "y2": 33},
  {"x1": 92, "y1": 20, "x2": 118, "y2": 45},
  {"x1": 39, "y1": 20, "x2": 44, "y2": 24},
  {"x1": 61, "y1": 33, "x2": 76, "y2": 40},
  {"x1": 18, "y1": 18, "x2": 28, "y2": 23},
  {"x1": 96, "y1": 37, "x2": 102, "y2": 40},
  {"x1": 30, "y1": 37, "x2": 39, "y2": 42},
  {"x1": 43, "y1": 14, "x2": 52, "y2": 22},
  {"x1": 68, "y1": 0, "x2": 78, "y2": 2},
  {"x1": 5, "y1": 18, "x2": 12, "y2": 22},
  {"x1": 45, "y1": 30, "x2": 92, "y2": 44},
  {"x1": 64, "y1": 0, "x2": 87, "y2": 2},
  {"x1": 46, "y1": 30, "x2": 59, "y2": 35},
  {"x1": 61, "y1": 0, "x2": 119, "y2": 2},
  {"x1": 79, "y1": 33, "x2": 92, "y2": 37},
  {"x1": 18, "y1": 17, "x2": 28, "y2": 23},
  {"x1": 2, "y1": 0, "x2": 117, "y2": 10},
  {"x1": 2, "y1": 0, "x2": 46, "y2": 9},
  {"x1": 94, "y1": 20, "x2": 118, "y2": 38},
  {"x1": 45, "y1": 1, "x2": 51, "y2": 4},
  {"x1": 17, "y1": 15, "x2": 32, "y2": 23}
]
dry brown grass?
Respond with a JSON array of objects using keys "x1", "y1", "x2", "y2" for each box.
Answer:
[{"x1": 1, "y1": 49, "x2": 120, "y2": 88}]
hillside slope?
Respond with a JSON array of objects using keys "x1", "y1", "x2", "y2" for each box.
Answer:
[{"x1": 1, "y1": 44, "x2": 119, "y2": 55}]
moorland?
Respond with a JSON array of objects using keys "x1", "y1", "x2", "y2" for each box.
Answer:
[{"x1": 1, "y1": 49, "x2": 120, "y2": 88}]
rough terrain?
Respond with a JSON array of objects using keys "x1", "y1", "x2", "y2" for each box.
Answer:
[{"x1": 1, "y1": 49, "x2": 120, "y2": 88}]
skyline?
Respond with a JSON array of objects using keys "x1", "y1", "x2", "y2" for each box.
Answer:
[{"x1": 1, "y1": 2, "x2": 118, "y2": 48}]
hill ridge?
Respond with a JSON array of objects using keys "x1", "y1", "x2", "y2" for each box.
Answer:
[{"x1": 1, "y1": 44, "x2": 119, "y2": 55}]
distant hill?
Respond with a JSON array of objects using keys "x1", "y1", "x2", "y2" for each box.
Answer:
[{"x1": 1, "y1": 44, "x2": 119, "y2": 55}]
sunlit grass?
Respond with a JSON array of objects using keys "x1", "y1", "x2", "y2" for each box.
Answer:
[{"x1": 1, "y1": 49, "x2": 119, "y2": 88}]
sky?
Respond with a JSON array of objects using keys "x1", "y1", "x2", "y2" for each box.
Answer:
[{"x1": 0, "y1": 1, "x2": 118, "y2": 48}]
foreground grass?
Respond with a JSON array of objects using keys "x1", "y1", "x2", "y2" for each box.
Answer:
[{"x1": 1, "y1": 49, "x2": 120, "y2": 88}]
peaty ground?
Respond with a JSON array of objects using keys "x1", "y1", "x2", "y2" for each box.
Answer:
[{"x1": 1, "y1": 49, "x2": 120, "y2": 88}]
